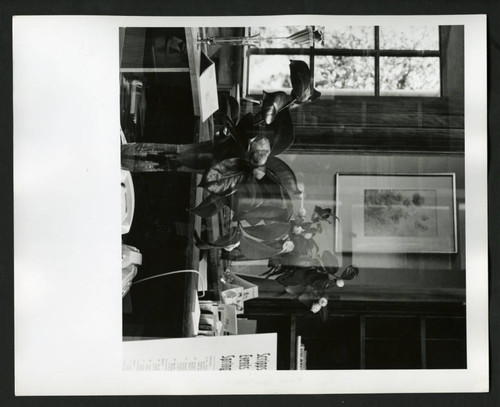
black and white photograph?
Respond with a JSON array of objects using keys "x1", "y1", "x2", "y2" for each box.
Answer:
[
  {"x1": 13, "y1": 14, "x2": 488, "y2": 395},
  {"x1": 120, "y1": 24, "x2": 468, "y2": 371}
]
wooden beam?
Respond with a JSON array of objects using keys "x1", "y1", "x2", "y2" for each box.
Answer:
[
  {"x1": 120, "y1": 67, "x2": 189, "y2": 73},
  {"x1": 185, "y1": 27, "x2": 202, "y2": 117}
]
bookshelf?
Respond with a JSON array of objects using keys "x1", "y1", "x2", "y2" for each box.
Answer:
[
  {"x1": 242, "y1": 299, "x2": 466, "y2": 370},
  {"x1": 121, "y1": 27, "x2": 217, "y2": 338}
]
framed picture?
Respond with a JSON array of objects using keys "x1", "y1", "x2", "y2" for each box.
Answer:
[{"x1": 335, "y1": 173, "x2": 457, "y2": 253}]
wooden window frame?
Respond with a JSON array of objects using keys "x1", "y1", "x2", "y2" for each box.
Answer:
[{"x1": 245, "y1": 25, "x2": 443, "y2": 98}]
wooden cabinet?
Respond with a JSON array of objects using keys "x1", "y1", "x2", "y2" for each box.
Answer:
[{"x1": 243, "y1": 299, "x2": 466, "y2": 370}]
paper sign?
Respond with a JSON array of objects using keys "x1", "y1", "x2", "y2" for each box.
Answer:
[
  {"x1": 231, "y1": 273, "x2": 259, "y2": 301},
  {"x1": 123, "y1": 333, "x2": 277, "y2": 371},
  {"x1": 199, "y1": 51, "x2": 218, "y2": 122},
  {"x1": 219, "y1": 304, "x2": 238, "y2": 335}
]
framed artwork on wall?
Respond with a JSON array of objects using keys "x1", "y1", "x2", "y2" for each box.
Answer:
[{"x1": 335, "y1": 173, "x2": 457, "y2": 253}]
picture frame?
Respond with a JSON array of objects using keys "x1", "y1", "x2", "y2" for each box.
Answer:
[{"x1": 335, "y1": 173, "x2": 457, "y2": 253}]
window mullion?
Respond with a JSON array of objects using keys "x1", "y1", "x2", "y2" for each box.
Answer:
[
  {"x1": 375, "y1": 26, "x2": 380, "y2": 97},
  {"x1": 247, "y1": 48, "x2": 381, "y2": 56}
]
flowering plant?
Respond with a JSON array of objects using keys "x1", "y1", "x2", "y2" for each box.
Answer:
[
  {"x1": 260, "y1": 206, "x2": 359, "y2": 318},
  {"x1": 123, "y1": 61, "x2": 321, "y2": 249},
  {"x1": 120, "y1": 56, "x2": 358, "y2": 315},
  {"x1": 183, "y1": 60, "x2": 324, "y2": 259}
]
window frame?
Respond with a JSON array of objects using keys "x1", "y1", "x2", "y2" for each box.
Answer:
[{"x1": 243, "y1": 25, "x2": 443, "y2": 98}]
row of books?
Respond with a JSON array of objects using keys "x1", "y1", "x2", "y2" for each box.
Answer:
[
  {"x1": 198, "y1": 300, "x2": 258, "y2": 337},
  {"x1": 198, "y1": 300, "x2": 238, "y2": 336}
]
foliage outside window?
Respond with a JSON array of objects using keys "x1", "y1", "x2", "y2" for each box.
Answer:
[{"x1": 246, "y1": 25, "x2": 441, "y2": 97}]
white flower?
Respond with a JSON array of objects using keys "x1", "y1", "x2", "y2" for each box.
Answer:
[
  {"x1": 303, "y1": 232, "x2": 313, "y2": 240},
  {"x1": 293, "y1": 226, "x2": 304, "y2": 235},
  {"x1": 282, "y1": 240, "x2": 295, "y2": 253},
  {"x1": 223, "y1": 241, "x2": 241, "y2": 252},
  {"x1": 298, "y1": 207, "x2": 307, "y2": 217},
  {"x1": 318, "y1": 297, "x2": 328, "y2": 307},
  {"x1": 311, "y1": 303, "x2": 321, "y2": 313},
  {"x1": 336, "y1": 279, "x2": 345, "y2": 288}
]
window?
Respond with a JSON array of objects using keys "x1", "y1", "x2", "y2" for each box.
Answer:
[{"x1": 245, "y1": 25, "x2": 441, "y2": 97}]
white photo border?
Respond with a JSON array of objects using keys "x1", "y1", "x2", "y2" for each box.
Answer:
[{"x1": 13, "y1": 14, "x2": 488, "y2": 395}]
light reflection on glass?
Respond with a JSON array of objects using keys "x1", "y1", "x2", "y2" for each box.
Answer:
[{"x1": 379, "y1": 26, "x2": 439, "y2": 50}]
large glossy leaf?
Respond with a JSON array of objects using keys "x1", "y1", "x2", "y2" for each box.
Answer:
[
  {"x1": 199, "y1": 158, "x2": 251, "y2": 196},
  {"x1": 212, "y1": 113, "x2": 256, "y2": 161},
  {"x1": 177, "y1": 140, "x2": 216, "y2": 170},
  {"x1": 290, "y1": 235, "x2": 308, "y2": 256},
  {"x1": 234, "y1": 113, "x2": 258, "y2": 146},
  {"x1": 259, "y1": 171, "x2": 294, "y2": 220},
  {"x1": 265, "y1": 156, "x2": 302, "y2": 196},
  {"x1": 267, "y1": 109, "x2": 295, "y2": 157},
  {"x1": 297, "y1": 291, "x2": 315, "y2": 305},
  {"x1": 220, "y1": 248, "x2": 246, "y2": 261},
  {"x1": 211, "y1": 134, "x2": 244, "y2": 162},
  {"x1": 285, "y1": 284, "x2": 307, "y2": 297},
  {"x1": 238, "y1": 235, "x2": 283, "y2": 260},
  {"x1": 194, "y1": 228, "x2": 241, "y2": 249},
  {"x1": 242, "y1": 221, "x2": 290, "y2": 241},
  {"x1": 340, "y1": 264, "x2": 359, "y2": 280},
  {"x1": 261, "y1": 264, "x2": 285, "y2": 278},
  {"x1": 233, "y1": 176, "x2": 260, "y2": 213},
  {"x1": 277, "y1": 254, "x2": 313, "y2": 268},
  {"x1": 189, "y1": 194, "x2": 226, "y2": 218},
  {"x1": 234, "y1": 206, "x2": 291, "y2": 223},
  {"x1": 213, "y1": 227, "x2": 241, "y2": 247},
  {"x1": 261, "y1": 91, "x2": 290, "y2": 125},
  {"x1": 312, "y1": 257, "x2": 327, "y2": 274},
  {"x1": 233, "y1": 171, "x2": 292, "y2": 219},
  {"x1": 218, "y1": 93, "x2": 240, "y2": 124},
  {"x1": 289, "y1": 60, "x2": 321, "y2": 104},
  {"x1": 293, "y1": 88, "x2": 321, "y2": 105}
]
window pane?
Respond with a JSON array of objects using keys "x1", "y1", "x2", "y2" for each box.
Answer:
[
  {"x1": 249, "y1": 26, "x2": 309, "y2": 48},
  {"x1": 380, "y1": 57, "x2": 440, "y2": 96},
  {"x1": 314, "y1": 56, "x2": 374, "y2": 95},
  {"x1": 379, "y1": 26, "x2": 439, "y2": 50},
  {"x1": 247, "y1": 54, "x2": 309, "y2": 93},
  {"x1": 318, "y1": 26, "x2": 374, "y2": 49}
]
